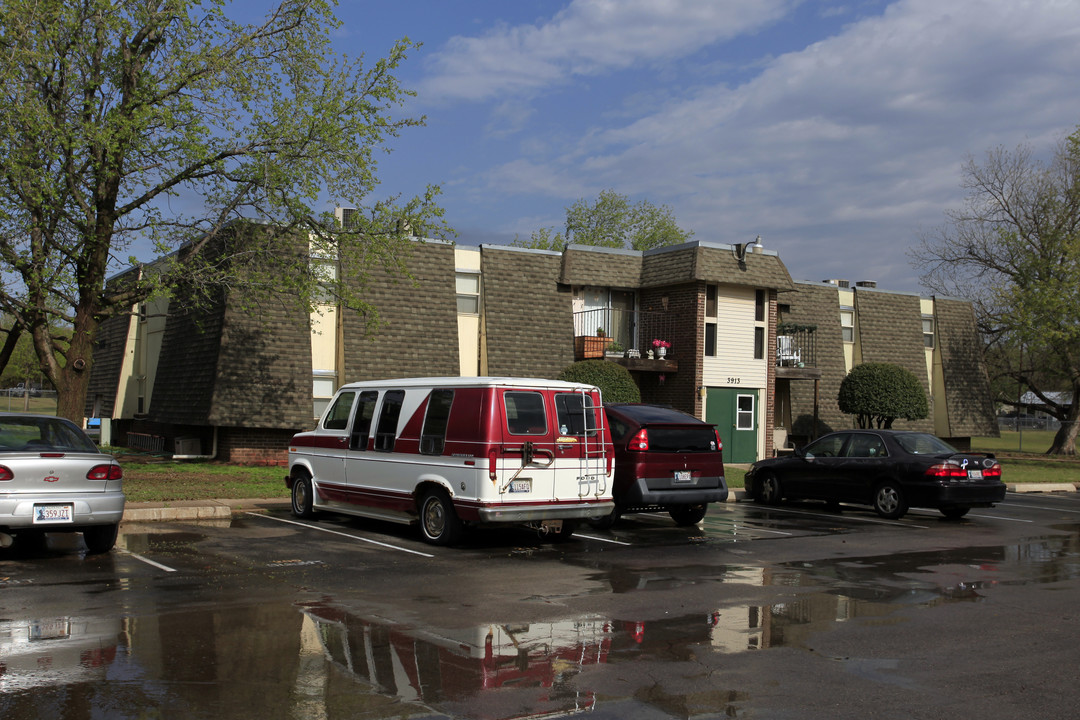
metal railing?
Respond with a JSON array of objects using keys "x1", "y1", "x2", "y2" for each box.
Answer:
[
  {"x1": 573, "y1": 308, "x2": 676, "y2": 359},
  {"x1": 776, "y1": 326, "x2": 817, "y2": 368}
]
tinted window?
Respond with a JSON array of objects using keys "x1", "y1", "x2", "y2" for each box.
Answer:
[
  {"x1": 804, "y1": 434, "x2": 846, "y2": 458},
  {"x1": 323, "y1": 391, "x2": 356, "y2": 430},
  {"x1": 895, "y1": 433, "x2": 956, "y2": 455},
  {"x1": 420, "y1": 389, "x2": 454, "y2": 455},
  {"x1": 504, "y1": 392, "x2": 547, "y2": 435},
  {"x1": 350, "y1": 391, "x2": 378, "y2": 450},
  {"x1": 374, "y1": 390, "x2": 405, "y2": 452},
  {"x1": 646, "y1": 426, "x2": 719, "y2": 453},
  {"x1": 844, "y1": 434, "x2": 887, "y2": 458},
  {"x1": 555, "y1": 392, "x2": 599, "y2": 437}
]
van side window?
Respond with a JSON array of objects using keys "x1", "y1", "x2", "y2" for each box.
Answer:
[
  {"x1": 420, "y1": 389, "x2": 454, "y2": 455},
  {"x1": 555, "y1": 393, "x2": 599, "y2": 437},
  {"x1": 323, "y1": 391, "x2": 356, "y2": 430},
  {"x1": 504, "y1": 391, "x2": 547, "y2": 435},
  {"x1": 374, "y1": 390, "x2": 405, "y2": 452},
  {"x1": 350, "y1": 391, "x2": 379, "y2": 450}
]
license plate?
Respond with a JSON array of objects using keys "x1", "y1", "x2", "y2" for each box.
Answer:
[
  {"x1": 674, "y1": 470, "x2": 692, "y2": 484},
  {"x1": 509, "y1": 479, "x2": 532, "y2": 493},
  {"x1": 33, "y1": 504, "x2": 73, "y2": 524},
  {"x1": 967, "y1": 469, "x2": 983, "y2": 480}
]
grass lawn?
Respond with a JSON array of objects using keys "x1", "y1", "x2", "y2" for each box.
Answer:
[{"x1": 972, "y1": 431, "x2": 1080, "y2": 485}]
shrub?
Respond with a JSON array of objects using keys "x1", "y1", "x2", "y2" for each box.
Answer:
[
  {"x1": 558, "y1": 360, "x2": 641, "y2": 403},
  {"x1": 838, "y1": 362, "x2": 928, "y2": 429}
]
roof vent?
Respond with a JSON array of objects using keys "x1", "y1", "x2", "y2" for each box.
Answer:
[
  {"x1": 823, "y1": 279, "x2": 850, "y2": 288},
  {"x1": 855, "y1": 280, "x2": 877, "y2": 288}
]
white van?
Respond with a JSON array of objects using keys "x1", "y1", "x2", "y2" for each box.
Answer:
[{"x1": 285, "y1": 377, "x2": 614, "y2": 545}]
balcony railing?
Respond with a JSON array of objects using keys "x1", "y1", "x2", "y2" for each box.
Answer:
[
  {"x1": 573, "y1": 308, "x2": 675, "y2": 361},
  {"x1": 776, "y1": 324, "x2": 817, "y2": 368}
]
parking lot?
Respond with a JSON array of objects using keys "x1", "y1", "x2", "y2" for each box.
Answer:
[{"x1": 3, "y1": 491, "x2": 1080, "y2": 719}]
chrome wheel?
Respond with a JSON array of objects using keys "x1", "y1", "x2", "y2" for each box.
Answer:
[
  {"x1": 873, "y1": 482, "x2": 907, "y2": 520},
  {"x1": 420, "y1": 489, "x2": 462, "y2": 546},
  {"x1": 758, "y1": 473, "x2": 782, "y2": 505}
]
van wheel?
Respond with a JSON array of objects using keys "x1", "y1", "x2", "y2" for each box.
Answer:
[
  {"x1": 83, "y1": 524, "x2": 119, "y2": 554},
  {"x1": 420, "y1": 488, "x2": 462, "y2": 546},
  {"x1": 668, "y1": 504, "x2": 707, "y2": 526},
  {"x1": 291, "y1": 472, "x2": 317, "y2": 519}
]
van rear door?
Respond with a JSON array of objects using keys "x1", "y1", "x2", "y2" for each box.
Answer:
[
  {"x1": 498, "y1": 389, "x2": 558, "y2": 501},
  {"x1": 552, "y1": 389, "x2": 608, "y2": 499}
]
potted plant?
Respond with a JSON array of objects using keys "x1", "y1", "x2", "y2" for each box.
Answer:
[
  {"x1": 652, "y1": 338, "x2": 671, "y2": 359},
  {"x1": 606, "y1": 341, "x2": 625, "y2": 358}
]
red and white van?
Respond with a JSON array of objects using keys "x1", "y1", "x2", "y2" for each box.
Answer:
[{"x1": 285, "y1": 377, "x2": 614, "y2": 545}]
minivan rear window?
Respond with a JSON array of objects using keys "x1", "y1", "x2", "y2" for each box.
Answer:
[
  {"x1": 504, "y1": 391, "x2": 547, "y2": 435},
  {"x1": 646, "y1": 426, "x2": 718, "y2": 453}
]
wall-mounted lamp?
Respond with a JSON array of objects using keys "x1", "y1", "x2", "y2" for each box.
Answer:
[{"x1": 732, "y1": 235, "x2": 764, "y2": 262}]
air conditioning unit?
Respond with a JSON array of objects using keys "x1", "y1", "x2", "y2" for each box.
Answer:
[{"x1": 174, "y1": 437, "x2": 200, "y2": 455}]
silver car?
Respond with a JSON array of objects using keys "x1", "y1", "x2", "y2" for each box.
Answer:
[{"x1": 0, "y1": 414, "x2": 125, "y2": 554}]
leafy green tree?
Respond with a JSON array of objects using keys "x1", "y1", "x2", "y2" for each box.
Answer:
[
  {"x1": 558, "y1": 360, "x2": 641, "y2": 404},
  {"x1": 911, "y1": 127, "x2": 1080, "y2": 454},
  {"x1": 514, "y1": 189, "x2": 692, "y2": 251},
  {"x1": 0, "y1": 0, "x2": 448, "y2": 423},
  {"x1": 838, "y1": 363, "x2": 928, "y2": 429}
]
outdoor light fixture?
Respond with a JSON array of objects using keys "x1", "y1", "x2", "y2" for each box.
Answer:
[{"x1": 732, "y1": 235, "x2": 764, "y2": 262}]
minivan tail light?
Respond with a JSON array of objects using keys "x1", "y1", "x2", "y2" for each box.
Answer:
[
  {"x1": 714, "y1": 429, "x2": 723, "y2": 452},
  {"x1": 87, "y1": 464, "x2": 123, "y2": 481},
  {"x1": 627, "y1": 429, "x2": 649, "y2": 451}
]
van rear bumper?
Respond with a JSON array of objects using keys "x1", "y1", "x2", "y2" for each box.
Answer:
[{"x1": 476, "y1": 500, "x2": 615, "y2": 524}]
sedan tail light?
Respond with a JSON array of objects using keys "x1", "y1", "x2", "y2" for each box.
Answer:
[
  {"x1": 0, "y1": 465, "x2": 11, "y2": 482},
  {"x1": 925, "y1": 463, "x2": 966, "y2": 479},
  {"x1": 627, "y1": 428, "x2": 649, "y2": 451},
  {"x1": 983, "y1": 462, "x2": 1002, "y2": 479},
  {"x1": 87, "y1": 464, "x2": 123, "y2": 481}
]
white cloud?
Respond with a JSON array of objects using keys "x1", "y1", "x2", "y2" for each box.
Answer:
[{"x1": 419, "y1": 0, "x2": 796, "y2": 102}]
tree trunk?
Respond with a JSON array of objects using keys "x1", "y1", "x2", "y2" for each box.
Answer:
[{"x1": 1046, "y1": 379, "x2": 1079, "y2": 455}]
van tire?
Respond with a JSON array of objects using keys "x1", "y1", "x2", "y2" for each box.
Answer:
[
  {"x1": 419, "y1": 488, "x2": 463, "y2": 546},
  {"x1": 291, "y1": 472, "x2": 317, "y2": 519}
]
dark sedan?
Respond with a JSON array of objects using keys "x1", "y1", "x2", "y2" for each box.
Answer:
[{"x1": 745, "y1": 430, "x2": 1004, "y2": 520}]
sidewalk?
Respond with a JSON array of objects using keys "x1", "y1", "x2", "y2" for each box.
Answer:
[{"x1": 121, "y1": 483, "x2": 1077, "y2": 523}]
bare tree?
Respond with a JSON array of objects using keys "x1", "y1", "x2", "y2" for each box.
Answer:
[{"x1": 912, "y1": 129, "x2": 1080, "y2": 454}]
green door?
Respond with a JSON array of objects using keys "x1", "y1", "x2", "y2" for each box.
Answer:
[{"x1": 706, "y1": 388, "x2": 759, "y2": 463}]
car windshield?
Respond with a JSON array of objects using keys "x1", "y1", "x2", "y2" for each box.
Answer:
[
  {"x1": 894, "y1": 433, "x2": 957, "y2": 455},
  {"x1": 0, "y1": 417, "x2": 98, "y2": 453}
]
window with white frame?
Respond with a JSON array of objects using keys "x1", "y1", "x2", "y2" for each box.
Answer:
[
  {"x1": 456, "y1": 272, "x2": 480, "y2": 315},
  {"x1": 922, "y1": 315, "x2": 935, "y2": 348},
  {"x1": 313, "y1": 372, "x2": 337, "y2": 419},
  {"x1": 840, "y1": 307, "x2": 855, "y2": 343}
]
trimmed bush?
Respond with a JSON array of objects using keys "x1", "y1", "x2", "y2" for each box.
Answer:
[
  {"x1": 838, "y1": 362, "x2": 928, "y2": 429},
  {"x1": 558, "y1": 360, "x2": 641, "y2": 403}
]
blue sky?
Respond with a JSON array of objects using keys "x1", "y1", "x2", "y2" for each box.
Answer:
[{"x1": 315, "y1": 0, "x2": 1080, "y2": 293}]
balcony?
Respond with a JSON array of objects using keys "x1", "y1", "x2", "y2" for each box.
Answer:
[
  {"x1": 775, "y1": 323, "x2": 820, "y2": 379},
  {"x1": 573, "y1": 308, "x2": 677, "y2": 371}
]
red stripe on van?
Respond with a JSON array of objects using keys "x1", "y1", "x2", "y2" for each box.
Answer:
[{"x1": 289, "y1": 435, "x2": 348, "y2": 450}]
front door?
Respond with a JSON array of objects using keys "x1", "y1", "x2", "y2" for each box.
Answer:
[{"x1": 706, "y1": 388, "x2": 759, "y2": 464}]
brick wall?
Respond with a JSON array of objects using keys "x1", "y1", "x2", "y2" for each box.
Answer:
[
  {"x1": 218, "y1": 427, "x2": 295, "y2": 466},
  {"x1": 637, "y1": 284, "x2": 700, "y2": 415}
]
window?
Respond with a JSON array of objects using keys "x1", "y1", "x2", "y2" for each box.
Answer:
[
  {"x1": 706, "y1": 285, "x2": 718, "y2": 317},
  {"x1": 705, "y1": 323, "x2": 717, "y2": 357},
  {"x1": 504, "y1": 391, "x2": 547, "y2": 435},
  {"x1": 736, "y1": 394, "x2": 755, "y2": 430},
  {"x1": 420, "y1": 389, "x2": 454, "y2": 455},
  {"x1": 922, "y1": 315, "x2": 935, "y2": 348},
  {"x1": 840, "y1": 308, "x2": 855, "y2": 343},
  {"x1": 456, "y1": 272, "x2": 480, "y2": 314},
  {"x1": 313, "y1": 374, "x2": 336, "y2": 419},
  {"x1": 374, "y1": 390, "x2": 405, "y2": 452},
  {"x1": 805, "y1": 433, "x2": 847, "y2": 458},
  {"x1": 705, "y1": 285, "x2": 718, "y2": 357},
  {"x1": 350, "y1": 391, "x2": 378, "y2": 450},
  {"x1": 555, "y1": 392, "x2": 599, "y2": 437},
  {"x1": 323, "y1": 391, "x2": 356, "y2": 430},
  {"x1": 844, "y1": 434, "x2": 887, "y2": 458},
  {"x1": 754, "y1": 327, "x2": 764, "y2": 360},
  {"x1": 755, "y1": 289, "x2": 765, "y2": 322}
]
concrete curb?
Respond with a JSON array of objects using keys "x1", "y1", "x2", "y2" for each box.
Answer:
[{"x1": 1007, "y1": 483, "x2": 1079, "y2": 494}]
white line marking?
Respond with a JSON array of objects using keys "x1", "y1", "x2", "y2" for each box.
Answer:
[
  {"x1": 1000, "y1": 501, "x2": 1080, "y2": 515},
  {"x1": 121, "y1": 550, "x2": 177, "y2": 573},
  {"x1": 574, "y1": 533, "x2": 632, "y2": 546},
  {"x1": 746, "y1": 505, "x2": 929, "y2": 529},
  {"x1": 733, "y1": 526, "x2": 794, "y2": 536},
  {"x1": 967, "y1": 513, "x2": 1033, "y2": 523},
  {"x1": 246, "y1": 512, "x2": 435, "y2": 557}
]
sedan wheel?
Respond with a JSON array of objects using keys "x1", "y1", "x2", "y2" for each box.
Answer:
[
  {"x1": 872, "y1": 481, "x2": 908, "y2": 520},
  {"x1": 940, "y1": 506, "x2": 970, "y2": 520},
  {"x1": 757, "y1": 473, "x2": 783, "y2": 505},
  {"x1": 83, "y1": 524, "x2": 119, "y2": 554}
]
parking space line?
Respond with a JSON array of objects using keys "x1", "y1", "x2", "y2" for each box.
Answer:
[
  {"x1": 248, "y1": 512, "x2": 435, "y2": 558},
  {"x1": 744, "y1": 505, "x2": 929, "y2": 529},
  {"x1": 120, "y1": 550, "x2": 177, "y2": 573},
  {"x1": 574, "y1": 533, "x2": 632, "y2": 545},
  {"x1": 967, "y1": 513, "x2": 1033, "y2": 522},
  {"x1": 1000, "y1": 501, "x2": 1080, "y2": 515}
]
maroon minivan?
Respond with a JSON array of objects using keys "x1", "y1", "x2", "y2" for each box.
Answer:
[{"x1": 595, "y1": 403, "x2": 728, "y2": 527}]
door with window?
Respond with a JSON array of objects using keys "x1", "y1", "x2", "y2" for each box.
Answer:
[{"x1": 705, "y1": 388, "x2": 759, "y2": 463}]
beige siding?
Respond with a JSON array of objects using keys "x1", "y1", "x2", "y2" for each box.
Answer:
[{"x1": 702, "y1": 285, "x2": 767, "y2": 389}]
